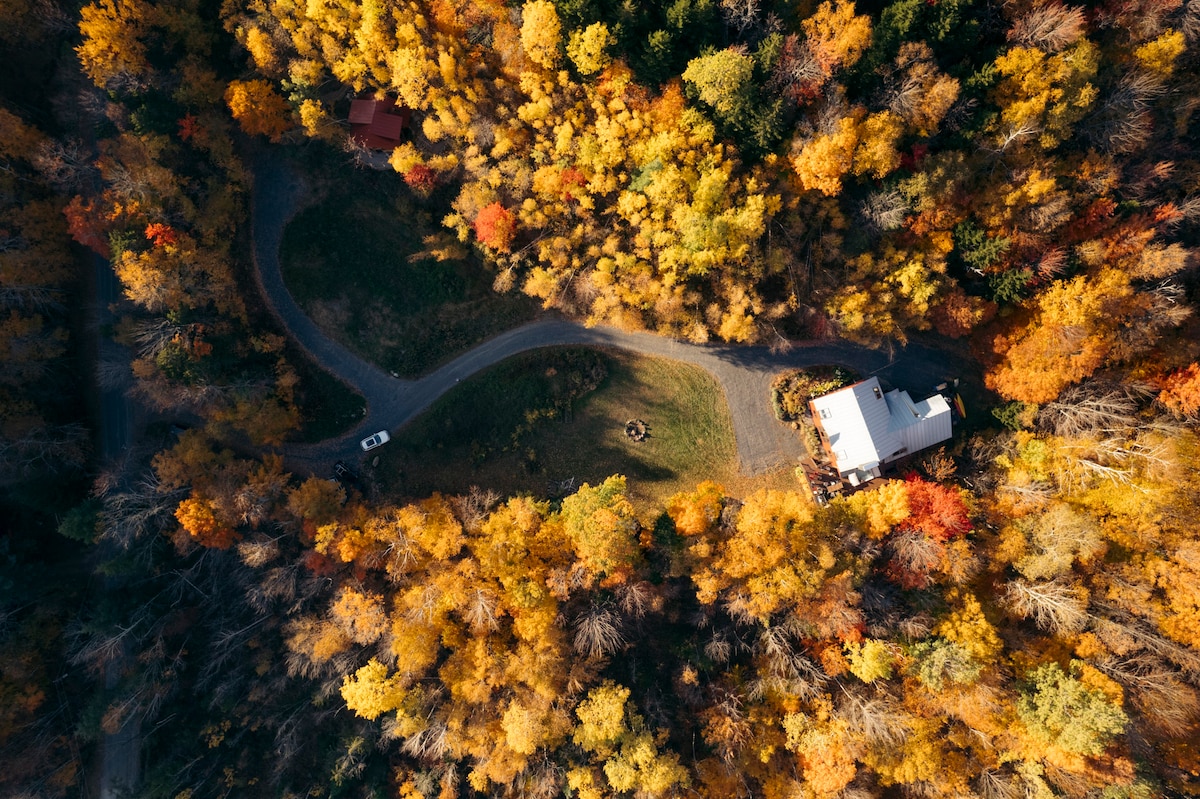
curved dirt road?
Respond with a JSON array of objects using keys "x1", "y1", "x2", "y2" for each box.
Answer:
[{"x1": 252, "y1": 153, "x2": 952, "y2": 476}]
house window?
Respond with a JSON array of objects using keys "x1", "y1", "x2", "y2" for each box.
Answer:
[
  {"x1": 819, "y1": 408, "x2": 832, "y2": 419},
  {"x1": 872, "y1": 386, "x2": 882, "y2": 400}
]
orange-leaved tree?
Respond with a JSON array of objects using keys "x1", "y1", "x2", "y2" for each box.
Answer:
[
  {"x1": 474, "y1": 202, "x2": 517, "y2": 252},
  {"x1": 986, "y1": 269, "x2": 1136, "y2": 403},
  {"x1": 903, "y1": 475, "x2": 971, "y2": 542},
  {"x1": 1158, "y1": 363, "x2": 1200, "y2": 418},
  {"x1": 175, "y1": 494, "x2": 239, "y2": 549}
]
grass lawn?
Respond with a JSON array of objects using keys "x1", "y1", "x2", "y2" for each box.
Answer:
[
  {"x1": 375, "y1": 348, "x2": 741, "y2": 509},
  {"x1": 280, "y1": 162, "x2": 536, "y2": 377},
  {"x1": 286, "y1": 343, "x2": 367, "y2": 443}
]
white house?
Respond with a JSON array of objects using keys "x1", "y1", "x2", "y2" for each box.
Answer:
[{"x1": 808, "y1": 376, "x2": 952, "y2": 485}]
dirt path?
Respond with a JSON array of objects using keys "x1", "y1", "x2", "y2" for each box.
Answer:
[
  {"x1": 92, "y1": 253, "x2": 141, "y2": 799},
  {"x1": 251, "y1": 152, "x2": 952, "y2": 476}
]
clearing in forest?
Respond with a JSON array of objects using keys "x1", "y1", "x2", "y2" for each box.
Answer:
[{"x1": 376, "y1": 347, "x2": 743, "y2": 508}]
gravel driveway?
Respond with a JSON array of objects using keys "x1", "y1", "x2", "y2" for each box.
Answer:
[{"x1": 251, "y1": 152, "x2": 954, "y2": 477}]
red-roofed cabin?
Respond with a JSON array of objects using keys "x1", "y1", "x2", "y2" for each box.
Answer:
[{"x1": 349, "y1": 97, "x2": 411, "y2": 150}]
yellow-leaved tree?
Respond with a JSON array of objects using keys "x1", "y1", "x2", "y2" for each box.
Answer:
[
  {"x1": 991, "y1": 40, "x2": 1099, "y2": 148},
  {"x1": 224, "y1": 79, "x2": 292, "y2": 140},
  {"x1": 341, "y1": 659, "x2": 411, "y2": 721},
  {"x1": 520, "y1": 0, "x2": 562, "y2": 70},
  {"x1": 77, "y1": 0, "x2": 152, "y2": 88},
  {"x1": 567, "y1": 22, "x2": 613, "y2": 76},
  {"x1": 802, "y1": 0, "x2": 873, "y2": 75}
]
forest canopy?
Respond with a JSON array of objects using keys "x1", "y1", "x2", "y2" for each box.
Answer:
[{"x1": 3, "y1": 0, "x2": 1200, "y2": 796}]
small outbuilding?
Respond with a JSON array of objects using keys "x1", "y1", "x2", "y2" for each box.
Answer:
[
  {"x1": 809, "y1": 376, "x2": 952, "y2": 485},
  {"x1": 349, "y1": 96, "x2": 411, "y2": 150}
]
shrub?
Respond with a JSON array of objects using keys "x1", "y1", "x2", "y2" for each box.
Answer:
[
  {"x1": 772, "y1": 366, "x2": 858, "y2": 422},
  {"x1": 403, "y1": 164, "x2": 437, "y2": 196}
]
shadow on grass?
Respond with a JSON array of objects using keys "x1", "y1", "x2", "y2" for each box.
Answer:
[
  {"x1": 278, "y1": 152, "x2": 536, "y2": 378},
  {"x1": 375, "y1": 347, "x2": 736, "y2": 507}
]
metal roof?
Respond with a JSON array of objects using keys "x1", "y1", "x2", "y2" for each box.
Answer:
[
  {"x1": 811, "y1": 377, "x2": 952, "y2": 475},
  {"x1": 886, "y1": 390, "x2": 953, "y2": 455},
  {"x1": 348, "y1": 98, "x2": 377, "y2": 125},
  {"x1": 348, "y1": 97, "x2": 411, "y2": 149},
  {"x1": 810, "y1": 377, "x2": 903, "y2": 475}
]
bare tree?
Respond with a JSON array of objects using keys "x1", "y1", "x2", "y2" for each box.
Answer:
[
  {"x1": 888, "y1": 529, "x2": 943, "y2": 582},
  {"x1": 31, "y1": 137, "x2": 97, "y2": 191},
  {"x1": 721, "y1": 0, "x2": 762, "y2": 35},
  {"x1": 1004, "y1": 578, "x2": 1089, "y2": 634},
  {"x1": 836, "y1": 689, "x2": 910, "y2": 747},
  {"x1": 519, "y1": 756, "x2": 562, "y2": 799},
  {"x1": 0, "y1": 284, "x2": 63, "y2": 312},
  {"x1": 999, "y1": 482, "x2": 1056, "y2": 504},
  {"x1": 1008, "y1": 1, "x2": 1086, "y2": 52},
  {"x1": 573, "y1": 604, "x2": 624, "y2": 658},
  {"x1": 859, "y1": 189, "x2": 910, "y2": 233},
  {"x1": 768, "y1": 34, "x2": 824, "y2": 101},
  {"x1": 133, "y1": 318, "x2": 188, "y2": 358},
  {"x1": 1097, "y1": 654, "x2": 1200, "y2": 736},
  {"x1": 616, "y1": 580, "x2": 655, "y2": 619},
  {"x1": 1037, "y1": 380, "x2": 1148, "y2": 438},
  {"x1": 30, "y1": 0, "x2": 71, "y2": 32},
  {"x1": 1060, "y1": 433, "x2": 1170, "y2": 489},
  {"x1": 988, "y1": 120, "x2": 1042, "y2": 155},
  {"x1": 398, "y1": 719, "x2": 450, "y2": 760},
  {"x1": 1034, "y1": 247, "x2": 1069, "y2": 278},
  {"x1": 0, "y1": 422, "x2": 88, "y2": 483},
  {"x1": 976, "y1": 768, "x2": 1022, "y2": 799},
  {"x1": 237, "y1": 535, "x2": 282, "y2": 569},
  {"x1": 234, "y1": 480, "x2": 287, "y2": 530},
  {"x1": 749, "y1": 622, "x2": 828, "y2": 700},
  {"x1": 897, "y1": 612, "x2": 936, "y2": 640},
  {"x1": 1043, "y1": 762, "x2": 1093, "y2": 797},
  {"x1": 104, "y1": 160, "x2": 154, "y2": 206},
  {"x1": 97, "y1": 472, "x2": 182, "y2": 549},
  {"x1": 462, "y1": 588, "x2": 500, "y2": 633},
  {"x1": 96, "y1": 355, "x2": 132, "y2": 391},
  {"x1": 1026, "y1": 189, "x2": 1072, "y2": 232},
  {"x1": 705, "y1": 631, "x2": 733, "y2": 664},
  {"x1": 1088, "y1": 69, "x2": 1166, "y2": 154},
  {"x1": 1182, "y1": 0, "x2": 1200, "y2": 39},
  {"x1": 448, "y1": 486, "x2": 500, "y2": 533},
  {"x1": 918, "y1": 446, "x2": 957, "y2": 482},
  {"x1": 68, "y1": 613, "x2": 144, "y2": 672},
  {"x1": 1092, "y1": 603, "x2": 1200, "y2": 675},
  {"x1": 1113, "y1": 281, "x2": 1193, "y2": 363}
]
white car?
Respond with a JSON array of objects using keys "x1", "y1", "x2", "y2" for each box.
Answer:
[{"x1": 360, "y1": 430, "x2": 390, "y2": 451}]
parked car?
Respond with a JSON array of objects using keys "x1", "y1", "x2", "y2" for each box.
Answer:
[
  {"x1": 333, "y1": 460, "x2": 357, "y2": 485},
  {"x1": 360, "y1": 430, "x2": 390, "y2": 451}
]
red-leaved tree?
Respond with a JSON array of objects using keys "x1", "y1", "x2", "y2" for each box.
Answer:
[
  {"x1": 63, "y1": 195, "x2": 110, "y2": 256},
  {"x1": 144, "y1": 222, "x2": 178, "y2": 248},
  {"x1": 903, "y1": 474, "x2": 971, "y2": 541},
  {"x1": 473, "y1": 202, "x2": 516, "y2": 252},
  {"x1": 404, "y1": 164, "x2": 437, "y2": 196}
]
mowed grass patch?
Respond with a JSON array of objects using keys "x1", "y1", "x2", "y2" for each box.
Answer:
[
  {"x1": 377, "y1": 348, "x2": 738, "y2": 508},
  {"x1": 280, "y1": 166, "x2": 535, "y2": 377}
]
